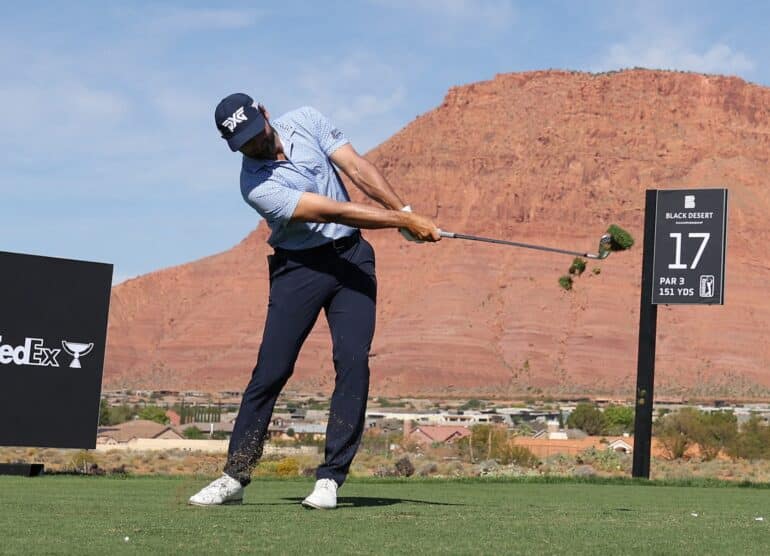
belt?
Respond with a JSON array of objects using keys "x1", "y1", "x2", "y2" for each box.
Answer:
[{"x1": 275, "y1": 232, "x2": 360, "y2": 256}]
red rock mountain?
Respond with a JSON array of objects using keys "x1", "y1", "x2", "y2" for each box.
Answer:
[{"x1": 106, "y1": 69, "x2": 770, "y2": 399}]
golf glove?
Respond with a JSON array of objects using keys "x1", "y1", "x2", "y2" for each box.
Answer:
[{"x1": 399, "y1": 205, "x2": 424, "y2": 243}]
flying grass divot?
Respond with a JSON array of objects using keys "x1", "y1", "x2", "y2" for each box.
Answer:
[{"x1": 558, "y1": 224, "x2": 633, "y2": 291}]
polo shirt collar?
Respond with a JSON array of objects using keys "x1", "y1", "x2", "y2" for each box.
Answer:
[{"x1": 242, "y1": 120, "x2": 296, "y2": 170}]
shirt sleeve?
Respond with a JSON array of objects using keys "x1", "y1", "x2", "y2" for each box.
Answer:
[
  {"x1": 303, "y1": 106, "x2": 349, "y2": 156},
  {"x1": 243, "y1": 178, "x2": 303, "y2": 225}
]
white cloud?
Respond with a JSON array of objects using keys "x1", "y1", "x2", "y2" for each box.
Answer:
[
  {"x1": 598, "y1": 39, "x2": 754, "y2": 75},
  {"x1": 592, "y1": 5, "x2": 754, "y2": 77},
  {"x1": 143, "y1": 7, "x2": 261, "y2": 33},
  {"x1": 371, "y1": 0, "x2": 515, "y2": 32},
  {"x1": 0, "y1": 82, "x2": 131, "y2": 153},
  {"x1": 296, "y1": 53, "x2": 408, "y2": 149}
]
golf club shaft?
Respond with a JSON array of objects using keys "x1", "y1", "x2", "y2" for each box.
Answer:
[{"x1": 439, "y1": 230, "x2": 601, "y2": 259}]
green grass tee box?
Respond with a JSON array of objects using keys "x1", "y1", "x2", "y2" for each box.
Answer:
[{"x1": 1, "y1": 476, "x2": 769, "y2": 555}]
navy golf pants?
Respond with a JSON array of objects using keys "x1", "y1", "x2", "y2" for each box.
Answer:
[{"x1": 224, "y1": 233, "x2": 376, "y2": 487}]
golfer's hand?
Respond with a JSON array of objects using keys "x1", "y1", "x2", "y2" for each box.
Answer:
[{"x1": 403, "y1": 212, "x2": 441, "y2": 242}]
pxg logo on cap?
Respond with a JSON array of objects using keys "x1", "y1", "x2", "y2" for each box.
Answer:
[{"x1": 215, "y1": 93, "x2": 266, "y2": 152}]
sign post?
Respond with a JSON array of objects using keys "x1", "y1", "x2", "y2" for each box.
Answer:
[{"x1": 632, "y1": 188, "x2": 728, "y2": 478}]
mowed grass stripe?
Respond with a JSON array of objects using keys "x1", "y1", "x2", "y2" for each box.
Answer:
[{"x1": 1, "y1": 476, "x2": 769, "y2": 555}]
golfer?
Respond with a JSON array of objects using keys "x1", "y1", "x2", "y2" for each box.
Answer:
[{"x1": 189, "y1": 94, "x2": 440, "y2": 509}]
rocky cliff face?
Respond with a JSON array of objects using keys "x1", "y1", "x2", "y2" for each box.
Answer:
[{"x1": 105, "y1": 69, "x2": 770, "y2": 399}]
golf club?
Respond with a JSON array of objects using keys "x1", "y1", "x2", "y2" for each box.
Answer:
[{"x1": 439, "y1": 230, "x2": 613, "y2": 260}]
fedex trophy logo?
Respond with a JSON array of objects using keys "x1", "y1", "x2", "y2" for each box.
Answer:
[
  {"x1": 222, "y1": 106, "x2": 248, "y2": 132},
  {"x1": 0, "y1": 335, "x2": 93, "y2": 368}
]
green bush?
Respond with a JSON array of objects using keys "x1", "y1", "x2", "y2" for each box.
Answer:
[
  {"x1": 726, "y1": 415, "x2": 770, "y2": 460},
  {"x1": 695, "y1": 411, "x2": 737, "y2": 461},
  {"x1": 558, "y1": 275, "x2": 573, "y2": 291},
  {"x1": 100, "y1": 403, "x2": 135, "y2": 425},
  {"x1": 567, "y1": 403, "x2": 607, "y2": 435},
  {"x1": 654, "y1": 408, "x2": 702, "y2": 459},
  {"x1": 568, "y1": 257, "x2": 587, "y2": 276},
  {"x1": 460, "y1": 399, "x2": 485, "y2": 410},
  {"x1": 458, "y1": 425, "x2": 511, "y2": 463},
  {"x1": 603, "y1": 405, "x2": 634, "y2": 434},
  {"x1": 183, "y1": 427, "x2": 205, "y2": 439},
  {"x1": 606, "y1": 224, "x2": 634, "y2": 251},
  {"x1": 138, "y1": 405, "x2": 169, "y2": 425}
]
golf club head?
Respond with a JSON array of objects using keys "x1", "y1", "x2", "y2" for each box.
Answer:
[{"x1": 597, "y1": 234, "x2": 612, "y2": 259}]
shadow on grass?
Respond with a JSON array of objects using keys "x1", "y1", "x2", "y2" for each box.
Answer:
[{"x1": 275, "y1": 496, "x2": 466, "y2": 508}]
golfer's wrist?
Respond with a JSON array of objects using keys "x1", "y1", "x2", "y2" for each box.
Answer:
[{"x1": 398, "y1": 205, "x2": 413, "y2": 228}]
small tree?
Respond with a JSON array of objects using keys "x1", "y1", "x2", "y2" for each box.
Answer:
[
  {"x1": 102, "y1": 404, "x2": 134, "y2": 425},
  {"x1": 460, "y1": 399, "x2": 485, "y2": 410},
  {"x1": 603, "y1": 405, "x2": 634, "y2": 434},
  {"x1": 138, "y1": 405, "x2": 170, "y2": 425},
  {"x1": 458, "y1": 425, "x2": 510, "y2": 463},
  {"x1": 654, "y1": 408, "x2": 702, "y2": 460},
  {"x1": 98, "y1": 399, "x2": 111, "y2": 426},
  {"x1": 567, "y1": 403, "x2": 607, "y2": 435},
  {"x1": 694, "y1": 411, "x2": 737, "y2": 461},
  {"x1": 183, "y1": 427, "x2": 205, "y2": 439},
  {"x1": 726, "y1": 415, "x2": 770, "y2": 460}
]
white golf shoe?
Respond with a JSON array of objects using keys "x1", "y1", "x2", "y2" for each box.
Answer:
[
  {"x1": 188, "y1": 473, "x2": 244, "y2": 506},
  {"x1": 301, "y1": 478, "x2": 338, "y2": 509}
]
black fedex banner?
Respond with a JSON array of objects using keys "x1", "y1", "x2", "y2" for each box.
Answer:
[
  {"x1": 0, "y1": 251, "x2": 112, "y2": 448},
  {"x1": 652, "y1": 188, "x2": 728, "y2": 304}
]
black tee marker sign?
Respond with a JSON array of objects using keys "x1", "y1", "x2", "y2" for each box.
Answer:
[
  {"x1": 633, "y1": 188, "x2": 728, "y2": 479},
  {"x1": 652, "y1": 189, "x2": 727, "y2": 305}
]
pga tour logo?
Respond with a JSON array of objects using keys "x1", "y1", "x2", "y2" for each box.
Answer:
[{"x1": 0, "y1": 335, "x2": 93, "y2": 368}]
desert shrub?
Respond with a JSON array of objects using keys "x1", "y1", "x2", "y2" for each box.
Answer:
[
  {"x1": 70, "y1": 450, "x2": 96, "y2": 473},
  {"x1": 568, "y1": 257, "x2": 586, "y2": 276},
  {"x1": 275, "y1": 457, "x2": 300, "y2": 477},
  {"x1": 183, "y1": 427, "x2": 205, "y2": 439},
  {"x1": 577, "y1": 447, "x2": 627, "y2": 472},
  {"x1": 502, "y1": 445, "x2": 540, "y2": 468},
  {"x1": 694, "y1": 411, "x2": 737, "y2": 461},
  {"x1": 394, "y1": 457, "x2": 415, "y2": 477},
  {"x1": 655, "y1": 408, "x2": 702, "y2": 459},
  {"x1": 457, "y1": 425, "x2": 510, "y2": 463},
  {"x1": 418, "y1": 463, "x2": 438, "y2": 477},
  {"x1": 558, "y1": 275, "x2": 573, "y2": 291},
  {"x1": 726, "y1": 415, "x2": 770, "y2": 460}
]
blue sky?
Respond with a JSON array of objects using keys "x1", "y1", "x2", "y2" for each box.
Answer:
[{"x1": 3, "y1": 1, "x2": 768, "y2": 284}]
